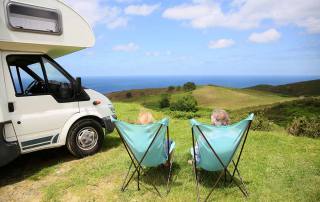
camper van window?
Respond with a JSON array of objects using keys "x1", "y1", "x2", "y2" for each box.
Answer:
[
  {"x1": 7, "y1": 55, "x2": 47, "y2": 96},
  {"x1": 42, "y1": 57, "x2": 74, "y2": 100},
  {"x1": 7, "y1": 55, "x2": 75, "y2": 101},
  {"x1": 6, "y1": 2, "x2": 62, "y2": 34}
]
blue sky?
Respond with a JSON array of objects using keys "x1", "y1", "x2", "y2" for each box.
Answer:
[{"x1": 58, "y1": 0, "x2": 320, "y2": 76}]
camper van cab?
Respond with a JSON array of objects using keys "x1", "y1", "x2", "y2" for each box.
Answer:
[{"x1": 0, "y1": 0, "x2": 116, "y2": 166}]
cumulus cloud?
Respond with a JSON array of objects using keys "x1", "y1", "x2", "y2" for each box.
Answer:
[
  {"x1": 112, "y1": 42, "x2": 139, "y2": 52},
  {"x1": 162, "y1": 0, "x2": 320, "y2": 34},
  {"x1": 64, "y1": 0, "x2": 128, "y2": 29},
  {"x1": 125, "y1": 4, "x2": 160, "y2": 16},
  {"x1": 249, "y1": 29, "x2": 281, "y2": 43},
  {"x1": 208, "y1": 39, "x2": 235, "y2": 49}
]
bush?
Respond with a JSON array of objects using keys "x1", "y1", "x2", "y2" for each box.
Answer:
[
  {"x1": 251, "y1": 115, "x2": 273, "y2": 131},
  {"x1": 126, "y1": 92, "x2": 132, "y2": 98},
  {"x1": 166, "y1": 111, "x2": 200, "y2": 119},
  {"x1": 287, "y1": 116, "x2": 320, "y2": 138},
  {"x1": 176, "y1": 86, "x2": 181, "y2": 91},
  {"x1": 167, "y1": 86, "x2": 175, "y2": 92},
  {"x1": 159, "y1": 94, "x2": 170, "y2": 108},
  {"x1": 170, "y1": 95, "x2": 198, "y2": 112},
  {"x1": 183, "y1": 82, "x2": 196, "y2": 91}
]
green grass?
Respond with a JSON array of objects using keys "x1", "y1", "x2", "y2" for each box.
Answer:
[
  {"x1": 16, "y1": 102, "x2": 317, "y2": 201},
  {"x1": 253, "y1": 97, "x2": 320, "y2": 126},
  {"x1": 108, "y1": 85, "x2": 295, "y2": 111},
  {"x1": 248, "y1": 79, "x2": 320, "y2": 97}
]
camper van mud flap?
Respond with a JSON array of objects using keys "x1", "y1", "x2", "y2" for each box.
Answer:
[{"x1": 0, "y1": 122, "x2": 20, "y2": 167}]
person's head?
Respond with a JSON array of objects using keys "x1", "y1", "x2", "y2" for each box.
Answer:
[
  {"x1": 211, "y1": 109, "x2": 230, "y2": 126},
  {"x1": 137, "y1": 111, "x2": 155, "y2": 124}
]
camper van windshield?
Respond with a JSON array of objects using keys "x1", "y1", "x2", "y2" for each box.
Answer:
[{"x1": 7, "y1": 55, "x2": 74, "y2": 101}]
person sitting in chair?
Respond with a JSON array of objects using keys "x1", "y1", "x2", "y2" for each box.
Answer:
[
  {"x1": 188, "y1": 109, "x2": 230, "y2": 164},
  {"x1": 137, "y1": 111, "x2": 173, "y2": 166}
]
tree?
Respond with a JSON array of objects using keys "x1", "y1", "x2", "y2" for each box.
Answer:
[
  {"x1": 159, "y1": 94, "x2": 170, "y2": 108},
  {"x1": 170, "y1": 95, "x2": 198, "y2": 112},
  {"x1": 126, "y1": 92, "x2": 132, "y2": 98},
  {"x1": 167, "y1": 86, "x2": 175, "y2": 92},
  {"x1": 183, "y1": 82, "x2": 196, "y2": 91}
]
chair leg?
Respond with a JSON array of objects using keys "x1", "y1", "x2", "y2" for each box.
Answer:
[
  {"x1": 229, "y1": 160, "x2": 249, "y2": 196},
  {"x1": 204, "y1": 170, "x2": 224, "y2": 202},
  {"x1": 193, "y1": 160, "x2": 200, "y2": 202},
  {"x1": 166, "y1": 156, "x2": 174, "y2": 194},
  {"x1": 137, "y1": 167, "x2": 140, "y2": 191},
  {"x1": 121, "y1": 162, "x2": 133, "y2": 191}
]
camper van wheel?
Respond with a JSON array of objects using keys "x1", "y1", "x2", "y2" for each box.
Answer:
[{"x1": 67, "y1": 118, "x2": 104, "y2": 158}]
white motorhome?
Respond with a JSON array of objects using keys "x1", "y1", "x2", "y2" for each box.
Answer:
[{"x1": 0, "y1": 0, "x2": 116, "y2": 166}]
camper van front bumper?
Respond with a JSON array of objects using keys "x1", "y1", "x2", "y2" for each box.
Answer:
[
  {"x1": 0, "y1": 122, "x2": 20, "y2": 167},
  {"x1": 102, "y1": 115, "x2": 116, "y2": 134}
]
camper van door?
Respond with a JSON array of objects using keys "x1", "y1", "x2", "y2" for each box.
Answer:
[{"x1": 2, "y1": 52, "x2": 79, "y2": 152}]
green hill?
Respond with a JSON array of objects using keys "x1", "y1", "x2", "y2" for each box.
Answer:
[
  {"x1": 247, "y1": 79, "x2": 320, "y2": 97},
  {"x1": 107, "y1": 85, "x2": 295, "y2": 111}
]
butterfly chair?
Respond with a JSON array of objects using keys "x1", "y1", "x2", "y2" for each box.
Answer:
[
  {"x1": 111, "y1": 117, "x2": 175, "y2": 196},
  {"x1": 190, "y1": 114, "x2": 254, "y2": 201}
]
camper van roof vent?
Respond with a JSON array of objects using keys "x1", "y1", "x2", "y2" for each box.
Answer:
[{"x1": 6, "y1": 2, "x2": 62, "y2": 35}]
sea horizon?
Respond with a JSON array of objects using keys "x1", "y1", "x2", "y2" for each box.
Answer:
[{"x1": 81, "y1": 75, "x2": 320, "y2": 94}]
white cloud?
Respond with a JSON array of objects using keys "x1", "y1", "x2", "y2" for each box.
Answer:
[
  {"x1": 64, "y1": 0, "x2": 128, "y2": 29},
  {"x1": 145, "y1": 51, "x2": 160, "y2": 56},
  {"x1": 125, "y1": 4, "x2": 160, "y2": 16},
  {"x1": 145, "y1": 50, "x2": 172, "y2": 56},
  {"x1": 249, "y1": 29, "x2": 281, "y2": 43},
  {"x1": 208, "y1": 39, "x2": 235, "y2": 49},
  {"x1": 112, "y1": 43, "x2": 139, "y2": 52},
  {"x1": 162, "y1": 0, "x2": 320, "y2": 34},
  {"x1": 115, "y1": 0, "x2": 141, "y2": 3}
]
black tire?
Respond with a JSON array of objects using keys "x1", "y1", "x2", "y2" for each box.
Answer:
[{"x1": 66, "y1": 118, "x2": 104, "y2": 158}]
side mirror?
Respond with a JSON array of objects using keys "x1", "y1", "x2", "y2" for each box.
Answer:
[{"x1": 75, "y1": 77, "x2": 82, "y2": 96}]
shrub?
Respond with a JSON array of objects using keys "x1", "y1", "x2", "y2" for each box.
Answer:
[
  {"x1": 159, "y1": 94, "x2": 170, "y2": 108},
  {"x1": 251, "y1": 115, "x2": 273, "y2": 131},
  {"x1": 176, "y1": 86, "x2": 181, "y2": 91},
  {"x1": 167, "y1": 86, "x2": 175, "y2": 92},
  {"x1": 183, "y1": 82, "x2": 196, "y2": 91},
  {"x1": 166, "y1": 111, "x2": 200, "y2": 119},
  {"x1": 287, "y1": 116, "x2": 320, "y2": 138},
  {"x1": 170, "y1": 95, "x2": 198, "y2": 112},
  {"x1": 126, "y1": 92, "x2": 132, "y2": 98}
]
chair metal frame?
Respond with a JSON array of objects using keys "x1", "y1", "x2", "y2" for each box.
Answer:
[
  {"x1": 115, "y1": 123, "x2": 173, "y2": 197},
  {"x1": 191, "y1": 120, "x2": 252, "y2": 202}
]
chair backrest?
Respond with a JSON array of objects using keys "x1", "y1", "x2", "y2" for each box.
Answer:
[
  {"x1": 190, "y1": 114, "x2": 254, "y2": 171},
  {"x1": 112, "y1": 118, "x2": 169, "y2": 167}
]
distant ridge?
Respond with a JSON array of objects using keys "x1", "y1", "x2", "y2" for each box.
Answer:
[{"x1": 247, "y1": 79, "x2": 320, "y2": 97}]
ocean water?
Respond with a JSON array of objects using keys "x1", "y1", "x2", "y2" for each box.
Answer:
[{"x1": 81, "y1": 75, "x2": 320, "y2": 94}]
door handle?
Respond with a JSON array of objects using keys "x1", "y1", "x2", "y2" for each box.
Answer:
[{"x1": 8, "y1": 102, "x2": 14, "y2": 112}]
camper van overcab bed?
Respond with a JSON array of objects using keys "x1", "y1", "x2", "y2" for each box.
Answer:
[{"x1": 0, "y1": 0, "x2": 116, "y2": 167}]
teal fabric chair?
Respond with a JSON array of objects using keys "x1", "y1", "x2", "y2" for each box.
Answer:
[
  {"x1": 190, "y1": 114, "x2": 254, "y2": 201},
  {"x1": 111, "y1": 117, "x2": 175, "y2": 195}
]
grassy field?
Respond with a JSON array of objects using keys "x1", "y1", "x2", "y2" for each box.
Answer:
[
  {"x1": 248, "y1": 79, "x2": 320, "y2": 97},
  {"x1": 1, "y1": 102, "x2": 319, "y2": 202},
  {"x1": 108, "y1": 85, "x2": 295, "y2": 111}
]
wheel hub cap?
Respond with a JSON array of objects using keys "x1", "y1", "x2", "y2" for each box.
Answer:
[{"x1": 76, "y1": 127, "x2": 98, "y2": 150}]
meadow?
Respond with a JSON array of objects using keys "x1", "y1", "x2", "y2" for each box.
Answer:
[{"x1": 0, "y1": 83, "x2": 319, "y2": 202}]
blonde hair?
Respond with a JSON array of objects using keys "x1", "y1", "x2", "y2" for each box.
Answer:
[
  {"x1": 211, "y1": 109, "x2": 230, "y2": 126},
  {"x1": 137, "y1": 111, "x2": 155, "y2": 124}
]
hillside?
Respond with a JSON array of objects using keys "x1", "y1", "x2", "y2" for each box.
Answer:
[
  {"x1": 107, "y1": 85, "x2": 295, "y2": 110},
  {"x1": 247, "y1": 79, "x2": 320, "y2": 97},
  {"x1": 1, "y1": 102, "x2": 319, "y2": 201}
]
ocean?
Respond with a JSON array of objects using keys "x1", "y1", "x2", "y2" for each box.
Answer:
[{"x1": 81, "y1": 75, "x2": 320, "y2": 94}]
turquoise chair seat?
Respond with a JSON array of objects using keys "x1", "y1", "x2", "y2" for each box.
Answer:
[{"x1": 190, "y1": 114, "x2": 254, "y2": 171}]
